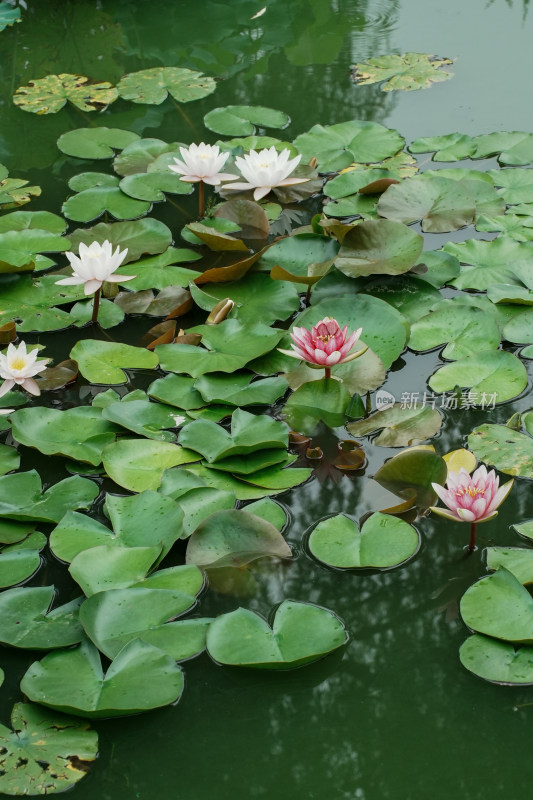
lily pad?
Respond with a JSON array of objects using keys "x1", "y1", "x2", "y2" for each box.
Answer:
[
  {"x1": 69, "y1": 545, "x2": 162, "y2": 597},
  {"x1": 0, "y1": 586, "x2": 83, "y2": 649},
  {"x1": 194, "y1": 373, "x2": 288, "y2": 407},
  {"x1": 0, "y1": 229, "x2": 70, "y2": 272},
  {"x1": 101, "y1": 397, "x2": 182, "y2": 442},
  {"x1": 0, "y1": 210, "x2": 67, "y2": 235},
  {"x1": 293, "y1": 120, "x2": 405, "y2": 172},
  {"x1": 335, "y1": 219, "x2": 423, "y2": 277},
  {"x1": 13, "y1": 74, "x2": 118, "y2": 114},
  {"x1": 206, "y1": 600, "x2": 347, "y2": 669},
  {"x1": 0, "y1": 179, "x2": 42, "y2": 212},
  {"x1": 178, "y1": 488, "x2": 236, "y2": 537},
  {"x1": 204, "y1": 105, "x2": 289, "y2": 136},
  {"x1": 0, "y1": 702, "x2": 98, "y2": 796},
  {"x1": 0, "y1": 274, "x2": 86, "y2": 332},
  {"x1": 429, "y1": 350, "x2": 527, "y2": 404},
  {"x1": 0, "y1": 471, "x2": 98, "y2": 523},
  {"x1": 377, "y1": 176, "x2": 475, "y2": 232},
  {"x1": 472, "y1": 131, "x2": 533, "y2": 166},
  {"x1": 10, "y1": 407, "x2": 118, "y2": 465},
  {"x1": 119, "y1": 171, "x2": 194, "y2": 202},
  {"x1": 351, "y1": 52, "x2": 454, "y2": 91},
  {"x1": 308, "y1": 512, "x2": 419, "y2": 569},
  {"x1": 373, "y1": 448, "x2": 448, "y2": 511},
  {"x1": 0, "y1": 545, "x2": 42, "y2": 589},
  {"x1": 0, "y1": 2, "x2": 20, "y2": 31},
  {"x1": 70, "y1": 340, "x2": 158, "y2": 384},
  {"x1": 408, "y1": 299, "x2": 501, "y2": 360},
  {"x1": 283, "y1": 378, "x2": 351, "y2": 434},
  {"x1": 21, "y1": 639, "x2": 185, "y2": 718},
  {"x1": 347, "y1": 404, "x2": 442, "y2": 446},
  {"x1": 0, "y1": 443, "x2": 19, "y2": 477},
  {"x1": 467, "y1": 424, "x2": 533, "y2": 478},
  {"x1": 148, "y1": 374, "x2": 205, "y2": 411},
  {"x1": 258, "y1": 233, "x2": 339, "y2": 286},
  {"x1": 116, "y1": 67, "x2": 216, "y2": 104},
  {"x1": 102, "y1": 439, "x2": 199, "y2": 492},
  {"x1": 118, "y1": 248, "x2": 201, "y2": 291},
  {"x1": 460, "y1": 568, "x2": 533, "y2": 643},
  {"x1": 62, "y1": 173, "x2": 151, "y2": 222},
  {"x1": 186, "y1": 509, "x2": 291, "y2": 568},
  {"x1": 57, "y1": 127, "x2": 140, "y2": 159},
  {"x1": 443, "y1": 238, "x2": 533, "y2": 291},
  {"x1": 460, "y1": 634, "x2": 533, "y2": 685},
  {"x1": 68, "y1": 219, "x2": 172, "y2": 265},
  {"x1": 486, "y1": 547, "x2": 533, "y2": 585},
  {"x1": 190, "y1": 273, "x2": 300, "y2": 325},
  {"x1": 409, "y1": 133, "x2": 476, "y2": 161}
]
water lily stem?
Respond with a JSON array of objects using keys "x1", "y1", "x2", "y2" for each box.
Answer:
[
  {"x1": 305, "y1": 285, "x2": 311, "y2": 306},
  {"x1": 198, "y1": 181, "x2": 205, "y2": 218},
  {"x1": 91, "y1": 288, "x2": 101, "y2": 324},
  {"x1": 365, "y1": 391, "x2": 372, "y2": 417},
  {"x1": 324, "y1": 367, "x2": 331, "y2": 380},
  {"x1": 468, "y1": 522, "x2": 477, "y2": 553}
]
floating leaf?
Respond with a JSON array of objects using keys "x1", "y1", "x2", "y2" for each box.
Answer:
[
  {"x1": 468, "y1": 424, "x2": 533, "y2": 478},
  {"x1": 117, "y1": 67, "x2": 216, "y2": 105},
  {"x1": 460, "y1": 568, "x2": 533, "y2": 643},
  {"x1": 68, "y1": 219, "x2": 172, "y2": 265},
  {"x1": 408, "y1": 299, "x2": 501, "y2": 359},
  {"x1": 195, "y1": 373, "x2": 288, "y2": 406},
  {"x1": 0, "y1": 544, "x2": 42, "y2": 589},
  {"x1": 335, "y1": 219, "x2": 423, "y2": 278},
  {"x1": 69, "y1": 545, "x2": 161, "y2": 597},
  {"x1": 178, "y1": 488, "x2": 236, "y2": 537},
  {"x1": 70, "y1": 340, "x2": 158, "y2": 384},
  {"x1": 21, "y1": 639, "x2": 185, "y2": 718},
  {"x1": 102, "y1": 439, "x2": 199, "y2": 492},
  {"x1": 293, "y1": 120, "x2": 405, "y2": 172},
  {"x1": 429, "y1": 350, "x2": 527, "y2": 404},
  {"x1": 460, "y1": 634, "x2": 533, "y2": 685},
  {"x1": 148, "y1": 374, "x2": 205, "y2": 411},
  {"x1": 258, "y1": 232, "x2": 339, "y2": 286},
  {"x1": 443, "y1": 238, "x2": 533, "y2": 291},
  {"x1": 486, "y1": 547, "x2": 533, "y2": 585},
  {"x1": 206, "y1": 600, "x2": 347, "y2": 669},
  {"x1": 0, "y1": 229, "x2": 69, "y2": 273},
  {"x1": 351, "y1": 52, "x2": 454, "y2": 91},
  {"x1": 0, "y1": 274, "x2": 86, "y2": 331},
  {"x1": 0, "y1": 586, "x2": 83, "y2": 649},
  {"x1": 472, "y1": 131, "x2": 533, "y2": 166},
  {"x1": 0, "y1": 703, "x2": 98, "y2": 796},
  {"x1": 283, "y1": 378, "x2": 351, "y2": 434},
  {"x1": 57, "y1": 127, "x2": 140, "y2": 159},
  {"x1": 347, "y1": 404, "x2": 442, "y2": 446},
  {"x1": 408, "y1": 133, "x2": 476, "y2": 161},
  {"x1": 378, "y1": 176, "x2": 475, "y2": 232},
  {"x1": 0, "y1": 179, "x2": 41, "y2": 212},
  {"x1": 373, "y1": 448, "x2": 447, "y2": 511},
  {"x1": 356, "y1": 274, "x2": 442, "y2": 324},
  {"x1": 119, "y1": 171, "x2": 193, "y2": 202},
  {"x1": 13, "y1": 74, "x2": 118, "y2": 114},
  {"x1": 308, "y1": 512, "x2": 419, "y2": 569},
  {"x1": 0, "y1": 471, "x2": 98, "y2": 523},
  {"x1": 62, "y1": 172, "x2": 151, "y2": 222},
  {"x1": 204, "y1": 105, "x2": 289, "y2": 136}
]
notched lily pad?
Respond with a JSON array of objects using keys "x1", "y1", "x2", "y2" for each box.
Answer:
[
  {"x1": 351, "y1": 52, "x2": 454, "y2": 91},
  {"x1": 460, "y1": 634, "x2": 533, "y2": 685},
  {"x1": 347, "y1": 403, "x2": 442, "y2": 446},
  {"x1": 116, "y1": 67, "x2": 216, "y2": 105},
  {"x1": 0, "y1": 585, "x2": 83, "y2": 649},
  {"x1": 468, "y1": 424, "x2": 533, "y2": 478},
  {"x1": 13, "y1": 74, "x2": 118, "y2": 114}
]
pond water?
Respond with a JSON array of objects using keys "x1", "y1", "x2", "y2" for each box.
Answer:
[{"x1": 1, "y1": 1, "x2": 533, "y2": 798}]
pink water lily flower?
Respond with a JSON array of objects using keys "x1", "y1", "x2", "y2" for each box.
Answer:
[
  {"x1": 0, "y1": 341, "x2": 49, "y2": 398},
  {"x1": 278, "y1": 317, "x2": 367, "y2": 378}
]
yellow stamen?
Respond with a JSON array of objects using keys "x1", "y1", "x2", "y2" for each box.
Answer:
[
  {"x1": 456, "y1": 486, "x2": 485, "y2": 499},
  {"x1": 9, "y1": 358, "x2": 27, "y2": 370}
]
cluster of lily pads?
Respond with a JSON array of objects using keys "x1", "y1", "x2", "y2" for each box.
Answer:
[{"x1": 3, "y1": 54, "x2": 533, "y2": 791}]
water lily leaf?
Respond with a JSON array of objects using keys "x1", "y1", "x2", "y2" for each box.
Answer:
[
  {"x1": 204, "y1": 105, "x2": 289, "y2": 136},
  {"x1": 502, "y1": 308, "x2": 533, "y2": 342},
  {"x1": 352, "y1": 52, "x2": 454, "y2": 91},
  {"x1": 0, "y1": 702, "x2": 98, "y2": 796},
  {"x1": 323, "y1": 193, "x2": 379, "y2": 219},
  {"x1": 443, "y1": 237, "x2": 533, "y2": 291},
  {"x1": 514, "y1": 519, "x2": 533, "y2": 543},
  {"x1": 218, "y1": 136, "x2": 296, "y2": 156},
  {"x1": 308, "y1": 512, "x2": 419, "y2": 569},
  {"x1": 0, "y1": 519, "x2": 35, "y2": 546},
  {"x1": 118, "y1": 248, "x2": 200, "y2": 291},
  {"x1": 487, "y1": 167, "x2": 533, "y2": 205},
  {"x1": 0, "y1": 210, "x2": 66, "y2": 235},
  {"x1": 69, "y1": 340, "x2": 158, "y2": 384},
  {"x1": 119, "y1": 171, "x2": 193, "y2": 202},
  {"x1": 0, "y1": 179, "x2": 41, "y2": 212},
  {"x1": 0, "y1": 586, "x2": 83, "y2": 649},
  {"x1": 373, "y1": 448, "x2": 447, "y2": 511},
  {"x1": 117, "y1": 67, "x2": 216, "y2": 104},
  {"x1": 177, "y1": 488, "x2": 235, "y2": 537},
  {"x1": 148, "y1": 374, "x2": 205, "y2": 411},
  {"x1": 244, "y1": 498, "x2": 287, "y2": 531},
  {"x1": 408, "y1": 133, "x2": 476, "y2": 161},
  {"x1": 68, "y1": 297, "x2": 125, "y2": 329},
  {"x1": 70, "y1": 545, "x2": 161, "y2": 597},
  {"x1": 214, "y1": 199, "x2": 270, "y2": 242},
  {"x1": 293, "y1": 120, "x2": 405, "y2": 172},
  {"x1": 335, "y1": 219, "x2": 423, "y2": 277},
  {"x1": 283, "y1": 347, "x2": 386, "y2": 396},
  {"x1": 194, "y1": 373, "x2": 288, "y2": 407},
  {"x1": 68, "y1": 219, "x2": 172, "y2": 265},
  {"x1": 258, "y1": 233, "x2": 339, "y2": 286},
  {"x1": 356, "y1": 274, "x2": 442, "y2": 323},
  {"x1": 115, "y1": 286, "x2": 191, "y2": 318},
  {"x1": 0, "y1": 443, "x2": 19, "y2": 477},
  {"x1": 191, "y1": 274, "x2": 299, "y2": 326},
  {"x1": 0, "y1": 471, "x2": 98, "y2": 523},
  {"x1": 192, "y1": 246, "x2": 268, "y2": 285},
  {"x1": 467, "y1": 424, "x2": 533, "y2": 477},
  {"x1": 283, "y1": 378, "x2": 350, "y2": 434},
  {"x1": 472, "y1": 131, "x2": 533, "y2": 166},
  {"x1": 79, "y1": 570, "x2": 206, "y2": 659},
  {"x1": 13, "y1": 74, "x2": 118, "y2": 114},
  {"x1": 101, "y1": 397, "x2": 182, "y2": 442},
  {"x1": 460, "y1": 568, "x2": 533, "y2": 643},
  {"x1": 51, "y1": 490, "x2": 184, "y2": 564},
  {"x1": 0, "y1": 546, "x2": 42, "y2": 589},
  {"x1": 347, "y1": 404, "x2": 442, "y2": 446},
  {"x1": 0, "y1": 274, "x2": 87, "y2": 331},
  {"x1": 206, "y1": 600, "x2": 347, "y2": 669},
  {"x1": 178, "y1": 409, "x2": 288, "y2": 463},
  {"x1": 294, "y1": 294, "x2": 408, "y2": 369},
  {"x1": 0, "y1": 2, "x2": 20, "y2": 30},
  {"x1": 324, "y1": 168, "x2": 403, "y2": 200},
  {"x1": 460, "y1": 634, "x2": 533, "y2": 685},
  {"x1": 0, "y1": 229, "x2": 70, "y2": 272},
  {"x1": 62, "y1": 172, "x2": 151, "y2": 222},
  {"x1": 186, "y1": 509, "x2": 291, "y2": 568},
  {"x1": 113, "y1": 138, "x2": 185, "y2": 177},
  {"x1": 429, "y1": 350, "x2": 527, "y2": 404},
  {"x1": 21, "y1": 639, "x2": 185, "y2": 718},
  {"x1": 57, "y1": 127, "x2": 140, "y2": 159},
  {"x1": 486, "y1": 547, "x2": 533, "y2": 585},
  {"x1": 443, "y1": 448, "x2": 477, "y2": 474},
  {"x1": 476, "y1": 214, "x2": 533, "y2": 242},
  {"x1": 10, "y1": 407, "x2": 118, "y2": 465},
  {"x1": 186, "y1": 223, "x2": 250, "y2": 253},
  {"x1": 408, "y1": 298, "x2": 501, "y2": 359},
  {"x1": 378, "y1": 176, "x2": 475, "y2": 232},
  {"x1": 156, "y1": 320, "x2": 283, "y2": 377},
  {"x1": 102, "y1": 439, "x2": 200, "y2": 492}
]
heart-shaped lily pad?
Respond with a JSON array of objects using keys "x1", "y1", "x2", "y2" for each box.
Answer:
[
  {"x1": 101, "y1": 397, "x2": 182, "y2": 442},
  {"x1": 116, "y1": 67, "x2": 216, "y2": 105},
  {"x1": 460, "y1": 568, "x2": 533, "y2": 643},
  {"x1": 0, "y1": 471, "x2": 98, "y2": 523},
  {"x1": 0, "y1": 586, "x2": 83, "y2": 649},
  {"x1": 177, "y1": 488, "x2": 235, "y2": 537},
  {"x1": 186, "y1": 509, "x2": 291, "y2": 568},
  {"x1": 335, "y1": 219, "x2": 423, "y2": 278},
  {"x1": 460, "y1": 634, "x2": 533, "y2": 685},
  {"x1": 204, "y1": 105, "x2": 289, "y2": 136},
  {"x1": 13, "y1": 74, "x2": 118, "y2": 114},
  {"x1": 293, "y1": 120, "x2": 405, "y2": 172},
  {"x1": 486, "y1": 547, "x2": 533, "y2": 585},
  {"x1": 62, "y1": 173, "x2": 151, "y2": 222},
  {"x1": 0, "y1": 532, "x2": 45, "y2": 589},
  {"x1": 408, "y1": 299, "x2": 501, "y2": 360},
  {"x1": 468, "y1": 424, "x2": 533, "y2": 478},
  {"x1": 69, "y1": 545, "x2": 162, "y2": 597},
  {"x1": 68, "y1": 219, "x2": 172, "y2": 265},
  {"x1": 21, "y1": 638, "x2": 185, "y2": 718},
  {"x1": 347, "y1": 404, "x2": 442, "y2": 446},
  {"x1": 308, "y1": 512, "x2": 419, "y2": 569},
  {"x1": 206, "y1": 600, "x2": 347, "y2": 669},
  {"x1": 429, "y1": 350, "x2": 527, "y2": 404},
  {"x1": 70, "y1": 340, "x2": 159, "y2": 384},
  {"x1": 351, "y1": 52, "x2": 454, "y2": 91},
  {"x1": 0, "y1": 702, "x2": 98, "y2": 796},
  {"x1": 378, "y1": 176, "x2": 475, "y2": 232},
  {"x1": 372, "y1": 448, "x2": 447, "y2": 511},
  {"x1": 102, "y1": 439, "x2": 199, "y2": 492},
  {"x1": 57, "y1": 127, "x2": 140, "y2": 159}
]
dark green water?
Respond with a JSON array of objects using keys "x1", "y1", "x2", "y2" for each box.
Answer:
[{"x1": 1, "y1": 1, "x2": 533, "y2": 797}]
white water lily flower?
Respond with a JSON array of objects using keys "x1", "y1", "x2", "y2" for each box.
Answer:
[
  {"x1": 55, "y1": 240, "x2": 134, "y2": 296},
  {"x1": 228, "y1": 146, "x2": 309, "y2": 201},
  {"x1": 168, "y1": 142, "x2": 238, "y2": 186},
  {"x1": 0, "y1": 341, "x2": 49, "y2": 398}
]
